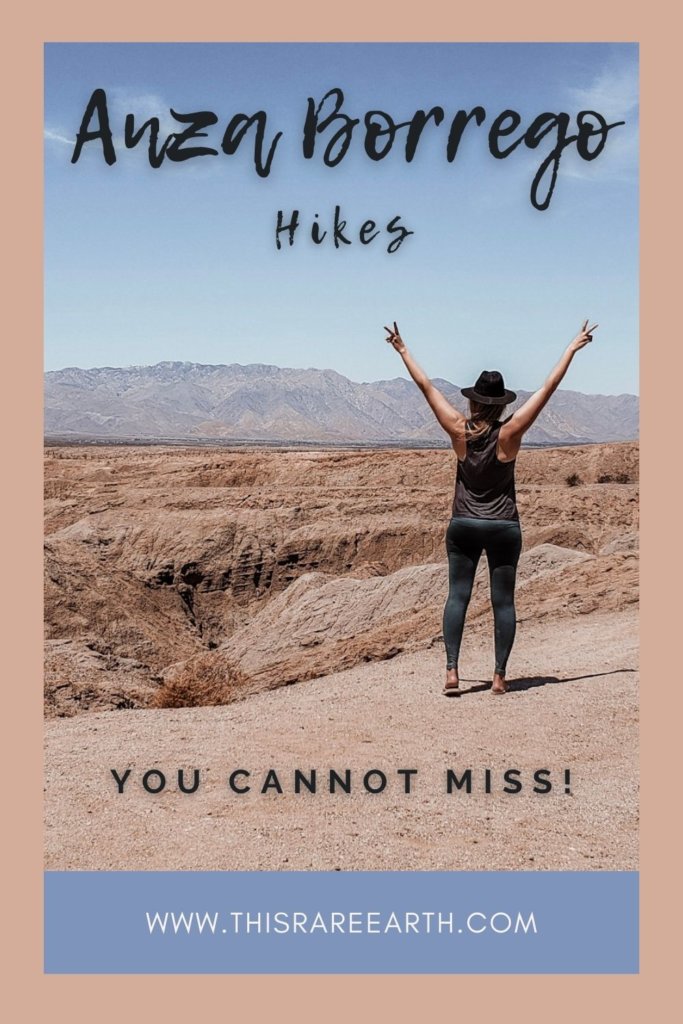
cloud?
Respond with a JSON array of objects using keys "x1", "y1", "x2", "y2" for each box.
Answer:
[
  {"x1": 562, "y1": 58, "x2": 639, "y2": 183},
  {"x1": 44, "y1": 127, "x2": 73, "y2": 146},
  {"x1": 560, "y1": 129, "x2": 638, "y2": 184},
  {"x1": 567, "y1": 62, "x2": 639, "y2": 122}
]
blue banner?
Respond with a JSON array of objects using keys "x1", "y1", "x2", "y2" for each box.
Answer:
[{"x1": 44, "y1": 870, "x2": 638, "y2": 974}]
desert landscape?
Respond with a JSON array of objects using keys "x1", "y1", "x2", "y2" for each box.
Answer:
[{"x1": 44, "y1": 441, "x2": 639, "y2": 871}]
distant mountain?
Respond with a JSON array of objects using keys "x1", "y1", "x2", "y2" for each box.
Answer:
[{"x1": 44, "y1": 361, "x2": 639, "y2": 445}]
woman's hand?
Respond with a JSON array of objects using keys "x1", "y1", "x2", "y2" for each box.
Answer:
[
  {"x1": 383, "y1": 323, "x2": 466, "y2": 438},
  {"x1": 568, "y1": 319, "x2": 599, "y2": 353},
  {"x1": 384, "y1": 321, "x2": 406, "y2": 354},
  {"x1": 502, "y1": 318, "x2": 598, "y2": 447}
]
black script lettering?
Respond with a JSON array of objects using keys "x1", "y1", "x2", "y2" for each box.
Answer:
[
  {"x1": 576, "y1": 109, "x2": 624, "y2": 160},
  {"x1": 386, "y1": 215, "x2": 414, "y2": 254},
  {"x1": 72, "y1": 88, "x2": 116, "y2": 165},
  {"x1": 332, "y1": 205, "x2": 351, "y2": 247},
  {"x1": 124, "y1": 114, "x2": 169, "y2": 168},
  {"x1": 524, "y1": 112, "x2": 574, "y2": 211},
  {"x1": 359, "y1": 218, "x2": 379, "y2": 244},
  {"x1": 311, "y1": 214, "x2": 327, "y2": 244},
  {"x1": 446, "y1": 107, "x2": 487, "y2": 162},
  {"x1": 363, "y1": 106, "x2": 445, "y2": 161},
  {"x1": 276, "y1": 209, "x2": 300, "y2": 248},
  {"x1": 221, "y1": 112, "x2": 281, "y2": 178},
  {"x1": 166, "y1": 110, "x2": 219, "y2": 162},
  {"x1": 303, "y1": 88, "x2": 359, "y2": 166},
  {"x1": 488, "y1": 109, "x2": 524, "y2": 157}
]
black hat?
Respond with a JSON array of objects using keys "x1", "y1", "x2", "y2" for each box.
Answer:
[{"x1": 461, "y1": 370, "x2": 516, "y2": 406}]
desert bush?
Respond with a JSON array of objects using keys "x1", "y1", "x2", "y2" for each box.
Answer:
[
  {"x1": 151, "y1": 653, "x2": 248, "y2": 708},
  {"x1": 565, "y1": 473, "x2": 582, "y2": 487},
  {"x1": 597, "y1": 472, "x2": 631, "y2": 484}
]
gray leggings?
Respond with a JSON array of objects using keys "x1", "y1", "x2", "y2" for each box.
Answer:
[{"x1": 443, "y1": 516, "x2": 523, "y2": 675}]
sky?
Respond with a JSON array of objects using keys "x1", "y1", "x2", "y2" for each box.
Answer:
[{"x1": 44, "y1": 43, "x2": 639, "y2": 395}]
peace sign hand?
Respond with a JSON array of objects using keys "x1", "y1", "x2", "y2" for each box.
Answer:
[
  {"x1": 570, "y1": 319, "x2": 599, "y2": 352},
  {"x1": 384, "y1": 321, "x2": 406, "y2": 354}
]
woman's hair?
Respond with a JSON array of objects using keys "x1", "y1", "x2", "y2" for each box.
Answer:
[{"x1": 466, "y1": 400, "x2": 506, "y2": 439}]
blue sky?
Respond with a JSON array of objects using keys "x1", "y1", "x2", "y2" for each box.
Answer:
[{"x1": 44, "y1": 43, "x2": 639, "y2": 395}]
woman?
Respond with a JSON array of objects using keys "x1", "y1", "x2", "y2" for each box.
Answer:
[{"x1": 384, "y1": 319, "x2": 598, "y2": 696}]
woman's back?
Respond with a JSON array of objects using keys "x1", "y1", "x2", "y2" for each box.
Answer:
[{"x1": 452, "y1": 419, "x2": 518, "y2": 521}]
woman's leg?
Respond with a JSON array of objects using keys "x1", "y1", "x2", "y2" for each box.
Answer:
[
  {"x1": 485, "y1": 521, "x2": 523, "y2": 691},
  {"x1": 443, "y1": 518, "x2": 483, "y2": 683}
]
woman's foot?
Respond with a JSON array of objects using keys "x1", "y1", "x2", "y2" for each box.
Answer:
[
  {"x1": 443, "y1": 667, "x2": 462, "y2": 696},
  {"x1": 491, "y1": 672, "x2": 508, "y2": 695}
]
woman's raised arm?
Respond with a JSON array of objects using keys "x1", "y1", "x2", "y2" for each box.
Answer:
[
  {"x1": 501, "y1": 320, "x2": 598, "y2": 446},
  {"x1": 384, "y1": 322, "x2": 466, "y2": 438}
]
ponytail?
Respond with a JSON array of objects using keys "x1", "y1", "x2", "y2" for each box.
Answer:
[{"x1": 467, "y1": 400, "x2": 506, "y2": 440}]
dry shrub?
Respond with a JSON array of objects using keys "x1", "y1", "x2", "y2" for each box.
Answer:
[
  {"x1": 151, "y1": 653, "x2": 248, "y2": 709},
  {"x1": 597, "y1": 472, "x2": 631, "y2": 484},
  {"x1": 565, "y1": 473, "x2": 582, "y2": 487}
]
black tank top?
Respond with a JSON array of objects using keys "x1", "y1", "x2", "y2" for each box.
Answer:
[{"x1": 451, "y1": 418, "x2": 519, "y2": 521}]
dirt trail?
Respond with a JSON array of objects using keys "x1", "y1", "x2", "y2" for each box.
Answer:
[{"x1": 44, "y1": 607, "x2": 638, "y2": 872}]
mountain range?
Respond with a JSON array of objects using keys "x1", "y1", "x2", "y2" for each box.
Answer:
[{"x1": 44, "y1": 361, "x2": 639, "y2": 445}]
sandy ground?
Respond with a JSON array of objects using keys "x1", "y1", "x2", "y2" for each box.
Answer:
[{"x1": 44, "y1": 607, "x2": 638, "y2": 871}]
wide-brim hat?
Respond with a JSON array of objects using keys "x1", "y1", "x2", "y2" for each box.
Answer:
[{"x1": 461, "y1": 370, "x2": 516, "y2": 406}]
